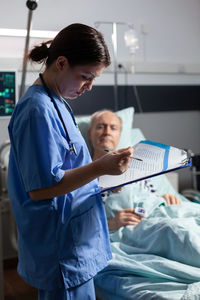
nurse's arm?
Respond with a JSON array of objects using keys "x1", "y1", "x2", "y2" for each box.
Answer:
[{"x1": 29, "y1": 147, "x2": 133, "y2": 201}]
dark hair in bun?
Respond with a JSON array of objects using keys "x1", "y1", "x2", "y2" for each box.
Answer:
[{"x1": 28, "y1": 23, "x2": 110, "y2": 68}]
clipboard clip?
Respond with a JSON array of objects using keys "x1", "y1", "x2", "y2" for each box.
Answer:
[
  {"x1": 179, "y1": 149, "x2": 192, "y2": 165},
  {"x1": 181, "y1": 158, "x2": 190, "y2": 165}
]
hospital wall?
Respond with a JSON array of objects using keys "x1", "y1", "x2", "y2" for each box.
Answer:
[
  {"x1": 0, "y1": 0, "x2": 200, "y2": 259},
  {"x1": 0, "y1": 0, "x2": 199, "y2": 191}
]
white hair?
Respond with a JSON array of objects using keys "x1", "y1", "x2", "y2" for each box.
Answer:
[{"x1": 89, "y1": 109, "x2": 122, "y2": 130}]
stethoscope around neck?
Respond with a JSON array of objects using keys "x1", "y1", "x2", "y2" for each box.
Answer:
[{"x1": 39, "y1": 73, "x2": 77, "y2": 155}]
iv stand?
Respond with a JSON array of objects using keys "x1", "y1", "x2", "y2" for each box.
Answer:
[
  {"x1": 112, "y1": 22, "x2": 118, "y2": 111},
  {"x1": 19, "y1": 1, "x2": 38, "y2": 98},
  {"x1": 95, "y1": 21, "x2": 127, "y2": 111}
]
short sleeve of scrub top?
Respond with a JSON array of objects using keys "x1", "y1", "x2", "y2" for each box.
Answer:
[{"x1": 9, "y1": 86, "x2": 69, "y2": 192}]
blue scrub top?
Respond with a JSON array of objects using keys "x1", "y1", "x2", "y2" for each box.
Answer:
[{"x1": 7, "y1": 85, "x2": 112, "y2": 291}]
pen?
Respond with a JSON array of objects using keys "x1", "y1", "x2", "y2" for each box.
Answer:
[{"x1": 104, "y1": 149, "x2": 143, "y2": 161}]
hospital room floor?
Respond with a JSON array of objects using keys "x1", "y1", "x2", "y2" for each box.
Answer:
[
  {"x1": 3, "y1": 258, "x2": 37, "y2": 300},
  {"x1": 3, "y1": 258, "x2": 101, "y2": 300}
]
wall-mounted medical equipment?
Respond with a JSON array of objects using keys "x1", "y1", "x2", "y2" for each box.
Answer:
[
  {"x1": 0, "y1": 141, "x2": 10, "y2": 196},
  {"x1": 181, "y1": 152, "x2": 200, "y2": 203},
  {"x1": 0, "y1": 71, "x2": 17, "y2": 118},
  {"x1": 191, "y1": 154, "x2": 200, "y2": 191},
  {"x1": 0, "y1": 141, "x2": 18, "y2": 259}
]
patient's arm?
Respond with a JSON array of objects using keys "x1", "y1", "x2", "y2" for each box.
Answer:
[
  {"x1": 107, "y1": 208, "x2": 142, "y2": 231},
  {"x1": 162, "y1": 193, "x2": 181, "y2": 205}
]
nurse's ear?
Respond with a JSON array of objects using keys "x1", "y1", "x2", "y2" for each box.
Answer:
[{"x1": 56, "y1": 56, "x2": 69, "y2": 71}]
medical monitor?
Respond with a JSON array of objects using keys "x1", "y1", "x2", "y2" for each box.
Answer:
[{"x1": 0, "y1": 71, "x2": 17, "y2": 117}]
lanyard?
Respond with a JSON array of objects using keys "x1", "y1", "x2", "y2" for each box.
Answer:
[{"x1": 39, "y1": 73, "x2": 77, "y2": 155}]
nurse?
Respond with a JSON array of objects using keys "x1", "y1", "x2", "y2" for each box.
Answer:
[{"x1": 7, "y1": 23, "x2": 133, "y2": 300}]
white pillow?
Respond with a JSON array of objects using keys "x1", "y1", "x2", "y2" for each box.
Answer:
[
  {"x1": 131, "y1": 128, "x2": 146, "y2": 146},
  {"x1": 75, "y1": 106, "x2": 135, "y2": 154}
]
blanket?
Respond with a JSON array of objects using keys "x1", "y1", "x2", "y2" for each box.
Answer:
[{"x1": 95, "y1": 177, "x2": 200, "y2": 300}]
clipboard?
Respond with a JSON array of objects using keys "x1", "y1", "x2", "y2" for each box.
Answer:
[
  {"x1": 98, "y1": 140, "x2": 192, "y2": 193},
  {"x1": 98, "y1": 159, "x2": 192, "y2": 193}
]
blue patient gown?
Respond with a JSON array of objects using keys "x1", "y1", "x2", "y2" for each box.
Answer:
[{"x1": 7, "y1": 85, "x2": 112, "y2": 292}]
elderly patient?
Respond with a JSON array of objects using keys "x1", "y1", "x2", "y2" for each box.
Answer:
[
  {"x1": 88, "y1": 110, "x2": 200, "y2": 300},
  {"x1": 88, "y1": 109, "x2": 181, "y2": 230}
]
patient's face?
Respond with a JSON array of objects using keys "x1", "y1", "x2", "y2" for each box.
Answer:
[{"x1": 89, "y1": 112, "x2": 121, "y2": 151}]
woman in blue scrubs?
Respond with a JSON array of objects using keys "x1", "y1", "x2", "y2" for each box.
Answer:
[{"x1": 7, "y1": 23, "x2": 133, "y2": 300}]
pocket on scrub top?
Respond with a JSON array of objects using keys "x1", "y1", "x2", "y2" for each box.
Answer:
[{"x1": 70, "y1": 206, "x2": 102, "y2": 262}]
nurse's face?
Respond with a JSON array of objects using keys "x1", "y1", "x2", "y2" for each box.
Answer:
[
  {"x1": 89, "y1": 112, "x2": 121, "y2": 152},
  {"x1": 55, "y1": 57, "x2": 105, "y2": 99}
]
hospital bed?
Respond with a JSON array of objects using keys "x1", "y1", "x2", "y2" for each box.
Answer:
[
  {"x1": 0, "y1": 142, "x2": 10, "y2": 300},
  {"x1": 0, "y1": 204, "x2": 4, "y2": 300},
  {"x1": 1, "y1": 107, "x2": 200, "y2": 300},
  {"x1": 76, "y1": 107, "x2": 200, "y2": 300},
  {"x1": 0, "y1": 141, "x2": 18, "y2": 259},
  {"x1": 0, "y1": 141, "x2": 17, "y2": 300}
]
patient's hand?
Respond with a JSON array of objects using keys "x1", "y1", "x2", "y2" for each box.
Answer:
[
  {"x1": 162, "y1": 193, "x2": 181, "y2": 205},
  {"x1": 111, "y1": 187, "x2": 123, "y2": 193},
  {"x1": 107, "y1": 208, "x2": 142, "y2": 231}
]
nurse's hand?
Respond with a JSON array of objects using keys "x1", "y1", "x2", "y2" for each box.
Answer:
[
  {"x1": 97, "y1": 146, "x2": 133, "y2": 175},
  {"x1": 107, "y1": 208, "x2": 142, "y2": 230},
  {"x1": 29, "y1": 147, "x2": 132, "y2": 201}
]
